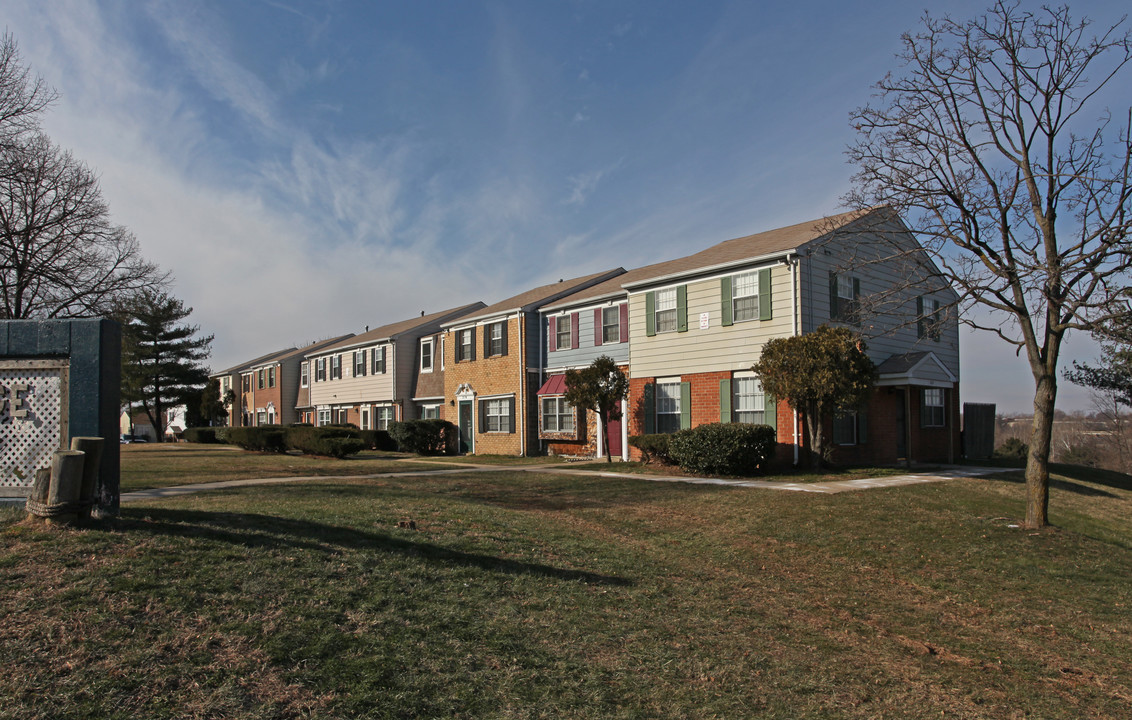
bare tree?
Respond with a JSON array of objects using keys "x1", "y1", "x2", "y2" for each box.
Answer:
[
  {"x1": 0, "y1": 34, "x2": 166, "y2": 319},
  {"x1": 846, "y1": 2, "x2": 1132, "y2": 528}
]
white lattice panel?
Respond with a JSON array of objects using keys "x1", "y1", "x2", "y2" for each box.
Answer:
[{"x1": 1, "y1": 361, "x2": 68, "y2": 493}]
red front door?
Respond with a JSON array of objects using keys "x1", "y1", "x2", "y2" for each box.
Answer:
[{"x1": 606, "y1": 415, "x2": 622, "y2": 459}]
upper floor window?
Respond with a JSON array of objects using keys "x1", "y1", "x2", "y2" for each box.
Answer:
[
  {"x1": 922, "y1": 388, "x2": 946, "y2": 427},
  {"x1": 918, "y1": 297, "x2": 942, "y2": 342},
  {"x1": 420, "y1": 338, "x2": 434, "y2": 372},
  {"x1": 257, "y1": 369, "x2": 265, "y2": 389},
  {"x1": 300, "y1": 362, "x2": 309, "y2": 387},
  {"x1": 655, "y1": 380, "x2": 682, "y2": 434},
  {"x1": 268, "y1": 367, "x2": 276, "y2": 388},
  {"x1": 830, "y1": 272, "x2": 860, "y2": 325},
  {"x1": 655, "y1": 288, "x2": 678, "y2": 333},
  {"x1": 315, "y1": 357, "x2": 326, "y2": 382},
  {"x1": 372, "y1": 346, "x2": 386, "y2": 374},
  {"x1": 241, "y1": 374, "x2": 250, "y2": 392},
  {"x1": 487, "y1": 321, "x2": 506, "y2": 357},
  {"x1": 732, "y1": 272, "x2": 759, "y2": 322},
  {"x1": 330, "y1": 355, "x2": 341, "y2": 380},
  {"x1": 602, "y1": 306, "x2": 620, "y2": 344},
  {"x1": 354, "y1": 350, "x2": 367, "y2": 377},
  {"x1": 456, "y1": 328, "x2": 474, "y2": 362},
  {"x1": 555, "y1": 316, "x2": 572, "y2": 350}
]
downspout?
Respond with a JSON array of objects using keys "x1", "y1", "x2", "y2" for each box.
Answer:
[
  {"x1": 518, "y1": 311, "x2": 525, "y2": 457},
  {"x1": 538, "y1": 311, "x2": 545, "y2": 456},
  {"x1": 904, "y1": 386, "x2": 913, "y2": 469},
  {"x1": 791, "y1": 252, "x2": 801, "y2": 466}
]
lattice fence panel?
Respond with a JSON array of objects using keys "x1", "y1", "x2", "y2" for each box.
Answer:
[{"x1": 1, "y1": 365, "x2": 67, "y2": 492}]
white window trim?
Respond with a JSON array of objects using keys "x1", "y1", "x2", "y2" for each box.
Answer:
[
  {"x1": 732, "y1": 270, "x2": 759, "y2": 323},
  {"x1": 420, "y1": 337, "x2": 434, "y2": 373}
]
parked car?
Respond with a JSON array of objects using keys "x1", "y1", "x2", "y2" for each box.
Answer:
[{"x1": 120, "y1": 434, "x2": 148, "y2": 444}]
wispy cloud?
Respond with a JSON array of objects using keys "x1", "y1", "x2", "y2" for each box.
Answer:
[{"x1": 565, "y1": 159, "x2": 623, "y2": 206}]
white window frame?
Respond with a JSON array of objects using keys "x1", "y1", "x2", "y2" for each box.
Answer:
[
  {"x1": 360, "y1": 408, "x2": 370, "y2": 430},
  {"x1": 602, "y1": 306, "x2": 620, "y2": 344},
  {"x1": 375, "y1": 405, "x2": 394, "y2": 430},
  {"x1": 732, "y1": 271, "x2": 759, "y2": 322},
  {"x1": 420, "y1": 404, "x2": 440, "y2": 420},
  {"x1": 923, "y1": 388, "x2": 946, "y2": 428},
  {"x1": 354, "y1": 350, "x2": 366, "y2": 377},
  {"x1": 300, "y1": 362, "x2": 309, "y2": 388},
  {"x1": 457, "y1": 329, "x2": 473, "y2": 362},
  {"x1": 555, "y1": 316, "x2": 571, "y2": 350},
  {"x1": 655, "y1": 288, "x2": 677, "y2": 333},
  {"x1": 484, "y1": 398, "x2": 511, "y2": 433},
  {"x1": 837, "y1": 275, "x2": 855, "y2": 302},
  {"x1": 330, "y1": 355, "x2": 341, "y2": 380},
  {"x1": 317, "y1": 408, "x2": 331, "y2": 426},
  {"x1": 732, "y1": 376, "x2": 766, "y2": 424},
  {"x1": 655, "y1": 380, "x2": 681, "y2": 434},
  {"x1": 420, "y1": 338, "x2": 434, "y2": 372},
  {"x1": 316, "y1": 358, "x2": 326, "y2": 382},
  {"x1": 542, "y1": 396, "x2": 575, "y2": 433}
]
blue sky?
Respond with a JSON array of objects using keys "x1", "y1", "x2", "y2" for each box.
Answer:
[{"x1": 6, "y1": 0, "x2": 1127, "y2": 413}]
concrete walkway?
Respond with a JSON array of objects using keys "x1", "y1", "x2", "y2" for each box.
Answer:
[{"x1": 108, "y1": 462, "x2": 1008, "y2": 503}]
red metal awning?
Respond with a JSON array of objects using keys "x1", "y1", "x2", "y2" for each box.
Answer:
[{"x1": 536, "y1": 374, "x2": 567, "y2": 396}]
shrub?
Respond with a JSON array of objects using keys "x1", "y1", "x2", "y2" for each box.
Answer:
[
  {"x1": 358, "y1": 429, "x2": 398, "y2": 452},
  {"x1": 227, "y1": 426, "x2": 287, "y2": 453},
  {"x1": 667, "y1": 423, "x2": 777, "y2": 476},
  {"x1": 183, "y1": 427, "x2": 218, "y2": 444},
  {"x1": 213, "y1": 426, "x2": 232, "y2": 444},
  {"x1": 389, "y1": 420, "x2": 454, "y2": 455},
  {"x1": 285, "y1": 425, "x2": 365, "y2": 458},
  {"x1": 995, "y1": 437, "x2": 1029, "y2": 461},
  {"x1": 628, "y1": 434, "x2": 674, "y2": 465}
]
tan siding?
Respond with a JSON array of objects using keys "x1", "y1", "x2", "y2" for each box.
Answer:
[
  {"x1": 629, "y1": 265, "x2": 795, "y2": 378},
  {"x1": 307, "y1": 345, "x2": 395, "y2": 406}
]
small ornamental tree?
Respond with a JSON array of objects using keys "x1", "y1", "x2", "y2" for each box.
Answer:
[
  {"x1": 564, "y1": 355, "x2": 629, "y2": 463},
  {"x1": 753, "y1": 326, "x2": 876, "y2": 469}
]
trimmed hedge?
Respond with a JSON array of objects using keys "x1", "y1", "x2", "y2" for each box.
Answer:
[
  {"x1": 628, "y1": 434, "x2": 674, "y2": 465},
  {"x1": 286, "y1": 426, "x2": 365, "y2": 458},
  {"x1": 359, "y1": 429, "x2": 398, "y2": 451},
  {"x1": 389, "y1": 419, "x2": 454, "y2": 455},
  {"x1": 183, "y1": 427, "x2": 219, "y2": 444},
  {"x1": 667, "y1": 423, "x2": 776, "y2": 476},
  {"x1": 226, "y1": 426, "x2": 288, "y2": 453}
]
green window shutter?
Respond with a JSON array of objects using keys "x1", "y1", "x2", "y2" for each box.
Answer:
[
  {"x1": 829, "y1": 271, "x2": 839, "y2": 320},
  {"x1": 719, "y1": 379, "x2": 732, "y2": 422},
  {"x1": 680, "y1": 382, "x2": 691, "y2": 429},
  {"x1": 508, "y1": 397, "x2": 516, "y2": 434},
  {"x1": 720, "y1": 277, "x2": 733, "y2": 327},
  {"x1": 764, "y1": 392, "x2": 776, "y2": 428},
  {"x1": 676, "y1": 285, "x2": 688, "y2": 333},
  {"x1": 645, "y1": 292, "x2": 656, "y2": 337},
  {"x1": 643, "y1": 383, "x2": 656, "y2": 434},
  {"x1": 916, "y1": 296, "x2": 925, "y2": 338},
  {"x1": 501, "y1": 322, "x2": 509, "y2": 356},
  {"x1": 758, "y1": 268, "x2": 772, "y2": 321}
]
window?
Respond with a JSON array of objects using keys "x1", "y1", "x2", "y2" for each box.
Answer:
[
  {"x1": 655, "y1": 288, "x2": 677, "y2": 333},
  {"x1": 242, "y1": 374, "x2": 250, "y2": 392},
  {"x1": 420, "y1": 404, "x2": 440, "y2": 420},
  {"x1": 602, "y1": 306, "x2": 620, "y2": 344},
  {"x1": 317, "y1": 408, "x2": 331, "y2": 426},
  {"x1": 487, "y1": 321, "x2": 506, "y2": 357},
  {"x1": 831, "y1": 272, "x2": 860, "y2": 324},
  {"x1": 732, "y1": 377, "x2": 766, "y2": 424},
  {"x1": 372, "y1": 346, "x2": 386, "y2": 374},
  {"x1": 360, "y1": 409, "x2": 370, "y2": 430},
  {"x1": 375, "y1": 406, "x2": 394, "y2": 430},
  {"x1": 732, "y1": 271, "x2": 759, "y2": 322},
  {"x1": 256, "y1": 410, "x2": 267, "y2": 426},
  {"x1": 268, "y1": 367, "x2": 276, "y2": 387},
  {"x1": 456, "y1": 329, "x2": 474, "y2": 362},
  {"x1": 833, "y1": 411, "x2": 858, "y2": 445},
  {"x1": 922, "y1": 388, "x2": 946, "y2": 427},
  {"x1": 420, "y1": 338, "x2": 434, "y2": 372},
  {"x1": 329, "y1": 355, "x2": 341, "y2": 380},
  {"x1": 483, "y1": 398, "x2": 512, "y2": 433},
  {"x1": 440, "y1": 336, "x2": 445, "y2": 370},
  {"x1": 300, "y1": 362, "x2": 309, "y2": 387},
  {"x1": 354, "y1": 350, "x2": 367, "y2": 377},
  {"x1": 257, "y1": 369, "x2": 265, "y2": 389},
  {"x1": 542, "y1": 397, "x2": 575, "y2": 433},
  {"x1": 334, "y1": 408, "x2": 349, "y2": 425},
  {"x1": 656, "y1": 381, "x2": 681, "y2": 434},
  {"x1": 555, "y1": 316, "x2": 571, "y2": 350},
  {"x1": 315, "y1": 357, "x2": 326, "y2": 382},
  {"x1": 918, "y1": 297, "x2": 942, "y2": 341}
]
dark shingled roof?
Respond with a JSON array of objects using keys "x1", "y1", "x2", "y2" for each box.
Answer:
[
  {"x1": 444, "y1": 269, "x2": 625, "y2": 326},
  {"x1": 317, "y1": 302, "x2": 487, "y2": 354}
]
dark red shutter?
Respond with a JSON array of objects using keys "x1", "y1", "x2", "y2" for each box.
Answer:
[
  {"x1": 594, "y1": 308, "x2": 603, "y2": 346},
  {"x1": 570, "y1": 312, "x2": 579, "y2": 349},
  {"x1": 548, "y1": 316, "x2": 557, "y2": 352},
  {"x1": 619, "y1": 303, "x2": 628, "y2": 343}
]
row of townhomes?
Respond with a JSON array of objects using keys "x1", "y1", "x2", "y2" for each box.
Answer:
[{"x1": 211, "y1": 208, "x2": 961, "y2": 465}]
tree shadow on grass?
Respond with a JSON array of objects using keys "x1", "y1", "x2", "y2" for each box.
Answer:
[
  {"x1": 981, "y1": 470, "x2": 1121, "y2": 498},
  {"x1": 114, "y1": 507, "x2": 633, "y2": 587}
]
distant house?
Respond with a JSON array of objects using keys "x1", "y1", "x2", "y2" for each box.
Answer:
[
  {"x1": 623, "y1": 207, "x2": 960, "y2": 465},
  {"x1": 304, "y1": 304, "x2": 486, "y2": 428},
  {"x1": 441, "y1": 270, "x2": 624, "y2": 455}
]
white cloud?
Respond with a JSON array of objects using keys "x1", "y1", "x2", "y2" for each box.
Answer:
[{"x1": 565, "y1": 159, "x2": 623, "y2": 206}]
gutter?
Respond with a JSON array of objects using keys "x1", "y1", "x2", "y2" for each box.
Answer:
[{"x1": 620, "y1": 249, "x2": 797, "y2": 292}]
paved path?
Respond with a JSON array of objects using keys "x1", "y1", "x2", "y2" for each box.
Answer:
[{"x1": 109, "y1": 462, "x2": 1007, "y2": 503}]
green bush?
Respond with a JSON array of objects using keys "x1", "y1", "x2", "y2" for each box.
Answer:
[
  {"x1": 389, "y1": 419, "x2": 454, "y2": 455},
  {"x1": 667, "y1": 423, "x2": 777, "y2": 476},
  {"x1": 298, "y1": 435, "x2": 366, "y2": 459},
  {"x1": 285, "y1": 426, "x2": 365, "y2": 457},
  {"x1": 628, "y1": 434, "x2": 674, "y2": 465},
  {"x1": 995, "y1": 437, "x2": 1029, "y2": 461},
  {"x1": 358, "y1": 429, "x2": 398, "y2": 451},
  {"x1": 226, "y1": 426, "x2": 287, "y2": 453},
  {"x1": 183, "y1": 427, "x2": 218, "y2": 444},
  {"x1": 213, "y1": 426, "x2": 232, "y2": 444}
]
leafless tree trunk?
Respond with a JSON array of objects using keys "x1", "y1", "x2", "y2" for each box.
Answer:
[{"x1": 846, "y1": 2, "x2": 1132, "y2": 528}]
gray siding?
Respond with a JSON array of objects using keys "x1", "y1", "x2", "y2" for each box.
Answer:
[{"x1": 543, "y1": 300, "x2": 630, "y2": 372}]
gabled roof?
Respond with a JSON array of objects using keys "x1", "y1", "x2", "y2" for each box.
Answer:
[
  {"x1": 442, "y1": 269, "x2": 625, "y2": 327},
  {"x1": 876, "y1": 351, "x2": 957, "y2": 387},
  {"x1": 211, "y1": 347, "x2": 296, "y2": 377},
  {"x1": 620, "y1": 208, "x2": 883, "y2": 291},
  {"x1": 261, "y1": 334, "x2": 354, "y2": 366},
  {"x1": 313, "y1": 302, "x2": 487, "y2": 355}
]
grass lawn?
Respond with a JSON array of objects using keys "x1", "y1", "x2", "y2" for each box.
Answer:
[
  {"x1": 1, "y1": 460, "x2": 1129, "y2": 719},
  {"x1": 118, "y1": 443, "x2": 442, "y2": 491},
  {"x1": 563, "y1": 460, "x2": 915, "y2": 482}
]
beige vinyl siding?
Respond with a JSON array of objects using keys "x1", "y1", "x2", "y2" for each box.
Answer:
[
  {"x1": 393, "y1": 338, "x2": 416, "y2": 409},
  {"x1": 629, "y1": 264, "x2": 794, "y2": 378},
  {"x1": 278, "y1": 358, "x2": 301, "y2": 424},
  {"x1": 801, "y1": 226, "x2": 960, "y2": 381},
  {"x1": 307, "y1": 345, "x2": 395, "y2": 406}
]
